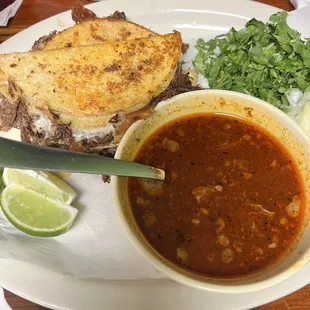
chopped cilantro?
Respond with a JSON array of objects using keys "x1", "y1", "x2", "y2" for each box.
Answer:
[{"x1": 193, "y1": 12, "x2": 310, "y2": 110}]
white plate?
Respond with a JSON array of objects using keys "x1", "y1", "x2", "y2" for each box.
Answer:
[{"x1": 0, "y1": 0, "x2": 309, "y2": 309}]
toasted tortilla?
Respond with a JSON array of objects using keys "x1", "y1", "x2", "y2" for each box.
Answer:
[
  {"x1": 41, "y1": 18, "x2": 156, "y2": 51},
  {"x1": 0, "y1": 32, "x2": 182, "y2": 129}
]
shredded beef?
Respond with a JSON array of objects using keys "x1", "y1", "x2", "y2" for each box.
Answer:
[
  {"x1": 82, "y1": 132, "x2": 114, "y2": 150},
  {"x1": 98, "y1": 147, "x2": 117, "y2": 158},
  {"x1": 148, "y1": 64, "x2": 201, "y2": 108},
  {"x1": 101, "y1": 175, "x2": 111, "y2": 183},
  {"x1": 109, "y1": 11, "x2": 127, "y2": 20},
  {"x1": 23, "y1": 123, "x2": 115, "y2": 152},
  {"x1": 72, "y1": 4, "x2": 126, "y2": 24},
  {"x1": 0, "y1": 94, "x2": 19, "y2": 131},
  {"x1": 18, "y1": 102, "x2": 37, "y2": 144},
  {"x1": 72, "y1": 2, "x2": 97, "y2": 24},
  {"x1": 0, "y1": 81, "x2": 26, "y2": 131},
  {"x1": 44, "y1": 125, "x2": 114, "y2": 152},
  {"x1": 182, "y1": 43, "x2": 189, "y2": 54},
  {"x1": 54, "y1": 124, "x2": 74, "y2": 143},
  {"x1": 109, "y1": 113, "x2": 121, "y2": 123},
  {"x1": 14, "y1": 101, "x2": 114, "y2": 152},
  {"x1": 31, "y1": 31, "x2": 57, "y2": 51}
]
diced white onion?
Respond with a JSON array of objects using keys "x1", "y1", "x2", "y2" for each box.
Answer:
[
  {"x1": 177, "y1": 247, "x2": 188, "y2": 263},
  {"x1": 138, "y1": 179, "x2": 164, "y2": 197},
  {"x1": 285, "y1": 196, "x2": 300, "y2": 218},
  {"x1": 285, "y1": 88, "x2": 304, "y2": 108},
  {"x1": 222, "y1": 248, "x2": 233, "y2": 263}
]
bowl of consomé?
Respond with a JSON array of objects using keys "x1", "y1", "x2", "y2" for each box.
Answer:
[{"x1": 111, "y1": 90, "x2": 310, "y2": 293}]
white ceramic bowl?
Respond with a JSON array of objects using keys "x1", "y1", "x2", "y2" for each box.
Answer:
[{"x1": 111, "y1": 90, "x2": 310, "y2": 293}]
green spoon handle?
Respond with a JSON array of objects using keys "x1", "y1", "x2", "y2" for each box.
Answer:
[{"x1": 0, "y1": 138, "x2": 165, "y2": 180}]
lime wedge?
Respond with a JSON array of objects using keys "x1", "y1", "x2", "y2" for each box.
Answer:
[
  {"x1": 0, "y1": 168, "x2": 4, "y2": 192},
  {"x1": 0, "y1": 184, "x2": 78, "y2": 237},
  {"x1": 2, "y1": 168, "x2": 77, "y2": 204}
]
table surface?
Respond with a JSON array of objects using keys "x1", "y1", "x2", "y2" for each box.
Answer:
[{"x1": 1, "y1": 0, "x2": 310, "y2": 309}]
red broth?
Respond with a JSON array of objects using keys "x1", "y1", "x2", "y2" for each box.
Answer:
[{"x1": 128, "y1": 114, "x2": 305, "y2": 277}]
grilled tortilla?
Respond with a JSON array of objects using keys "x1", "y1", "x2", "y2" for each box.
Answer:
[
  {"x1": 0, "y1": 32, "x2": 182, "y2": 149},
  {"x1": 40, "y1": 18, "x2": 156, "y2": 51}
]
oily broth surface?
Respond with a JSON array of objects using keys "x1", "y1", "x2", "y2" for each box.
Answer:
[{"x1": 128, "y1": 113, "x2": 305, "y2": 278}]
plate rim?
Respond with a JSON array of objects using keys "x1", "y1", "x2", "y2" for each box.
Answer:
[{"x1": 1, "y1": 1, "x2": 307, "y2": 310}]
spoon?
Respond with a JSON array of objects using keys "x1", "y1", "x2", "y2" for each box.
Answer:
[{"x1": 0, "y1": 137, "x2": 165, "y2": 180}]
